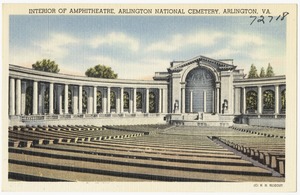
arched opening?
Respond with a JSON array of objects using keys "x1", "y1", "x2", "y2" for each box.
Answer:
[
  {"x1": 263, "y1": 90, "x2": 275, "y2": 113},
  {"x1": 185, "y1": 67, "x2": 215, "y2": 113},
  {"x1": 136, "y1": 92, "x2": 142, "y2": 112},
  {"x1": 44, "y1": 87, "x2": 49, "y2": 113},
  {"x1": 281, "y1": 89, "x2": 286, "y2": 113},
  {"x1": 110, "y1": 91, "x2": 116, "y2": 111},
  {"x1": 123, "y1": 92, "x2": 129, "y2": 111},
  {"x1": 149, "y1": 92, "x2": 156, "y2": 113},
  {"x1": 82, "y1": 90, "x2": 88, "y2": 113},
  {"x1": 25, "y1": 86, "x2": 33, "y2": 115},
  {"x1": 97, "y1": 91, "x2": 102, "y2": 113},
  {"x1": 246, "y1": 90, "x2": 257, "y2": 113}
]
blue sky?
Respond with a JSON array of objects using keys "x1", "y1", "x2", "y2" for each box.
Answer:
[{"x1": 9, "y1": 15, "x2": 286, "y2": 79}]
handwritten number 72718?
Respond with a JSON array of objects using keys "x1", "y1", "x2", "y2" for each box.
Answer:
[{"x1": 250, "y1": 12, "x2": 289, "y2": 25}]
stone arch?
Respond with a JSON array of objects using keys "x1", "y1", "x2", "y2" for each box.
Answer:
[
  {"x1": 246, "y1": 90, "x2": 257, "y2": 113},
  {"x1": 181, "y1": 62, "x2": 219, "y2": 83},
  {"x1": 185, "y1": 66, "x2": 216, "y2": 113}
]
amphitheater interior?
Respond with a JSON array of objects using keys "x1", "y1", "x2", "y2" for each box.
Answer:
[{"x1": 8, "y1": 123, "x2": 285, "y2": 182}]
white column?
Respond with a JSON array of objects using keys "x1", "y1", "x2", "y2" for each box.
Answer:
[
  {"x1": 78, "y1": 85, "x2": 82, "y2": 114},
  {"x1": 87, "y1": 87, "x2": 93, "y2": 114},
  {"x1": 33, "y1": 80, "x2": 38, "y2": 115},
  {"x1": 145, "y1": 88, "x2": 149, "y2": 113},
  {"x1": 21, "y1": 81, "x2": 27, "y2": 115},
  {"x1": 129, "y1": 89, "x2": 133, "y2": 113},
  {"x1": 275, "y1": 85, "x2": 279, "y2": 115},
  {"x1": 242, "y1": 87, "x2": 246, "y2": 114},
  {"x1": 133, "y1": 88, "x2": 137, "y2": 113},
  {"x1": 181, "y1": 88, "x2": 185, "y2": 113},
  {"x1": 234, "y1": 87, "x2": 240, "y2": 115},
  {"x1": 93, "y1": 86, "x2": 97, "y2": 114},
  {"x1": 72, "y1": 86, "x2": 78, "y2": 114},
  {"x1": 16, "y1": 79, "x2": 21, "y2": 115},
  {"x1": 120, "y1": 87, "x2": 124, "y2": 113},
  {"x1": 203, "y1": 90, "x2": 207, "y2": 113},
  {"x1": 9, "y1": 78, "x2": 15, "y2": 115},
  {"x1": 102, "y1": 89, "x2": 107, "y2": 114},
  {"x1": 57, "y1": 85, "x2": 63, "y2": 115},
  {"x1": 189, "y1": 91, "x2": 193, "y2": 113},
  {"x1": 216, "y1": 88, "x2": 220, "y2": 113},
  {"x1": 212, "y1": 90, "x2": 215, "y2": 113},
  {"x1": 49, "y1": 83, "x2": 54, "y2": 115},
  {"x1": 257, "y1": 86, "x2": 262, "y2": 114},
  {"x1": 64, "y1": 84, "x2": 68, "y2": 114},
  {"x1": 163, "y1": 88, "x2": 167, "y2": 113},
  {"x1": 107, "y1": 87, "x2": 111, "y2": 113},
  {"x1": 158, "y1": 88, "x2": 162, "y2": 113}
]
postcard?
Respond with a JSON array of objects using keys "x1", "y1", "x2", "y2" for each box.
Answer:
[{"x1": 1, "y1": 3, "x2": 297, "y2": 192}]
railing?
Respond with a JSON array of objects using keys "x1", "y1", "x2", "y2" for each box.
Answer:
[
  {"x1": 44, "y1": 115, "x2": 59, "y2": 120},
  {"x1": 13, "y1": 112, "x2": 165, "y2": 122},
  {"x1": 243, "y1": 114, "x2": 286, "y2": 119},
  {"x1": 22, "y1": 115, "x2": 45, "y2": 121}
]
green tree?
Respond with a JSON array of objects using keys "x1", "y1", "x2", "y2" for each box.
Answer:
[
  {"x1": 85, "y1": 64, "x2": 118, "y2": 79},
  {"x1": 266, "y1": 63, "x2": 275, "y2": 77},
  {"x1": 248, "y1": 64, "x2": 259, "y2": 78},
  {"x1": 260, "y1": 67, "x2": 266, "y2": 77},
  {"x1": 32, "y1": 59, "x2": 60, "y2": 73}
]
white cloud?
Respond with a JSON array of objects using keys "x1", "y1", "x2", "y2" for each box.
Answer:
[
  {"x1": 34, "y1": 33, "x2": 79, "y2": 59},
  {"x1": 229, "y1": 33, "x2": 264, "y2": 48},
  {"x1": 89, "y1": 32, "x2": 139, "y2": 52},
  {"x1": 146, "y1": 31, "x2": 223, "y2": 53},
  {"x1": 204, "y1": 48, "x2": 240, "y2": 59}
]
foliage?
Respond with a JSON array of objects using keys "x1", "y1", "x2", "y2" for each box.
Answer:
[
  {"x1": 123, "y1": 92, "x2": 129, "y2": 109},
  {"x1": 25, "y1": 87, "x2": 33, "y2": 115},
  {"x1": 82, "y1": 90, "x2": 88, "y2": 112},
  {"x1": 259, "y1": 67, "x2": 266, "y2": 77},
  {"x1": 97, "y1": 91, "x2": 102, "y2": 113},
  {"x1": 248, "y1": 64, "x2": 259, "y2": 78},
  {"x1": 136, "y1": 92, "x2": 143, "y2": 109},
  {"x1": 266, "y1": 63, "x2": 275, "y2": 77},
  {"x1": 263, "y1": 90, "x2": 275, "y2": 110},
  {"x1": 246, "y1": 91, "x2": 257, "y2": 112},
  {"x1": 32, "y1": 59, "x2": 60, "y2": 73},
  {"x1": 110, "y1": 91, "x2": 116, "y2": 109},
  {"x1": 281, "y1": 90, "x2": 286, "y2": 110},
  {"x1": 149, "y1": 92, "x2": 156, "y2": 113},
  {"x1": 85, "y1": 65, "x2": 118, "y2": 79},
  {"x1": 44, "y1": 88, "x2": 49, "y2": 111}
]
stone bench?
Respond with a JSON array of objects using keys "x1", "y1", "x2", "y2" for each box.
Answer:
[{"x1": 9, "y1": 147, "x2": 284, "y2": 182}]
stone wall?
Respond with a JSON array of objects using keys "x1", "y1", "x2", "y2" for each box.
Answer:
[{"x1": 247, "y1": 117, "x2": 285, "y2": 128}]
